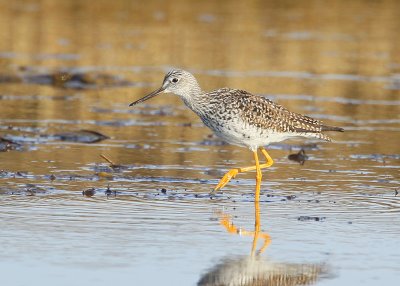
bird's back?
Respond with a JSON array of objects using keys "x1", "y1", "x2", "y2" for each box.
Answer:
[{"x1": 193, "y1": 88, "x2": 342, "y2": 148}]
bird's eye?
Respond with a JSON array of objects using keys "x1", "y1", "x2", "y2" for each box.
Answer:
[{"x1": 172, "y1": 78, "x2": 179, "y2": 83}]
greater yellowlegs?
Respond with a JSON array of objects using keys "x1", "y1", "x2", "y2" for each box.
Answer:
[{"x1": 129, "y1": 69, "x2": 343, "y2": 201}]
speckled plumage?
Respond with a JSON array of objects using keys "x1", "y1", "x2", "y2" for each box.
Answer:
[
  {"x1": 130, "y1": 69, "x2": 343, "y2": 151},
  {"x1": 130, "y1": 68, "x2": 343, "y2": 196}
]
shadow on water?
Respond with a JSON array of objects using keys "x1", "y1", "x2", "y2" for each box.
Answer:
[{"x1": 198, "y1": 201, "x2": 332, "y2": 286}]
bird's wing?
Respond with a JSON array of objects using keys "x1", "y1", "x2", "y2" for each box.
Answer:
[
  {"x1": 220, "y1": 89, "x2": 320, "y2": 132},
  {"x1": 208, "y1": 88, "x2": 341, "y2": 140}
]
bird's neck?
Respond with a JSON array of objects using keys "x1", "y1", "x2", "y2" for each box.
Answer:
[
  {"x1": 181, "y1": 94, "x2": 201, "y2": 112},
  {"x1": 178, "y1": 86, "x2": 205, "y2": 112}
]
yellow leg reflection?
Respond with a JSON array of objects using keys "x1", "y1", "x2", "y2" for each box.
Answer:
[
  {"x1": 219, "y1": 200, "x2": 271, "y2": 257},
  {"x1": 251, "y1": 200, "x2": 271, "y2": 256},
  {"x1": 213, "y1": 147, "x2": 274, "y2": 199}
]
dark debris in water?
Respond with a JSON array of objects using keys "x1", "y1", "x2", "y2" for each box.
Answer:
[
  {"x1": 81, "y1": 186, "x2": 118, "y2": 198},
  {"x1": 82, "y1": 188, "x2": 96, "y2": 197},
  {"x1": 3, "y1": 129, "x2": 109, "y2": 145},
  {"x1": 2, "y1": 184, "x2": 50, "y2": 196},
  {"x1": 0, "y1": 170, "x2": 30, "y2": 179},
  {"x1": 285, "y1": 195, "x2": 297, "y2": 200},
  {"x1": 307, "y1": 199, "x2": 321, "y2": 203},
  {"x1": 25, "y1": 185, "x2": 48, "y2": 196},
  {"x1": 297, "y1": 216, "x2": 326, "y2": 222},
  {"x1": 1, "y1": 70, "x2": 137, "y2": 89},
  {"x1": 105, "y1": 185, "x2": 117, "y2": 198},
  {"x1": 288, "y1": 149, "x2": 308, "y2": 165},
  {"x1": 49, "y1": 72, "x2": 133, "y2": 89},
  {"x1": 53, "y1": 129, "x2": 109, "y2": 143},
  {"x1": 99, "y1": 154, "x2": 128, "y2": 172},
  {"x1": 0, "y1": 137, "x2": 22, "y2": 152}
]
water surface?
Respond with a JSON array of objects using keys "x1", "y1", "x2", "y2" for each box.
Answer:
[{"x1": 0, "y1": 0, "x2": 399, "y2": 285}]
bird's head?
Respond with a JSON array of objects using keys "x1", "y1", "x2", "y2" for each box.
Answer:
[{"x1": 129, "y1": 69, "x2": 202, "y2": 106}]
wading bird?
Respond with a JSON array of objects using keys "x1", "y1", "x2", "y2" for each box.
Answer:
[{"x1": 130, "y1": 69, "x2": 343, "y2": 201}]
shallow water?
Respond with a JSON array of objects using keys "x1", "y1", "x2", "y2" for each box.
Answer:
[{"x1": 0, "y1": 0, "x2": 399, "y2": 285}]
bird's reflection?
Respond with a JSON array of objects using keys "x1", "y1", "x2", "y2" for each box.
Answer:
[
  {"x1": 198, "y1": 200, "x2": 330, "y2": 286},
  {"x1": 219, "y1": 200, "x2": 271, "y2": 257}
]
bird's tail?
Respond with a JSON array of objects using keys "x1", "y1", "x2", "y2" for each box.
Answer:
[{"x1": 321, "y1": 125, "x2": 344, "y2": 132}]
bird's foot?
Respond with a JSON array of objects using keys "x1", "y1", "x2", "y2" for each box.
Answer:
[{"x1": 214, "y1": 169, "x2": 239, "y2": 192}]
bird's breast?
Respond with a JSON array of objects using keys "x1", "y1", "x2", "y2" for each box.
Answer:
[{"x1": 198, "y1": 114, "x2": 263, "y2": 146}]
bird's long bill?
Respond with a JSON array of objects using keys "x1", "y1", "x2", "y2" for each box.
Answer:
[{"x1": 129, "y1": 86, "x2": 165, "y2": 106}]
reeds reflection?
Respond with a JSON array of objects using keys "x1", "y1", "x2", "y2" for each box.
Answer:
[{"x1": 198, "y1": 201, "x2": 330, "y2": 286}]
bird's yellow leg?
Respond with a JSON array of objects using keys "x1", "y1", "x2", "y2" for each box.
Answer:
[
  {"x1": 259, "y1": 147, "x2": 274, "y2": 167},
  {"x1": 254, "y1": 197, "x2": 261, "y2": 233},
  {"x1": 213, "y1": 148, "x2": 274, "y2": 192},
  {"x1": 254, "y1": 150, "x2": 262, "y2": 202}
]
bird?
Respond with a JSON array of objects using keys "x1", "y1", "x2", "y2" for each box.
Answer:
[{"x1": 129, "y1": 69, "x2": 343, "y2": 201}]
